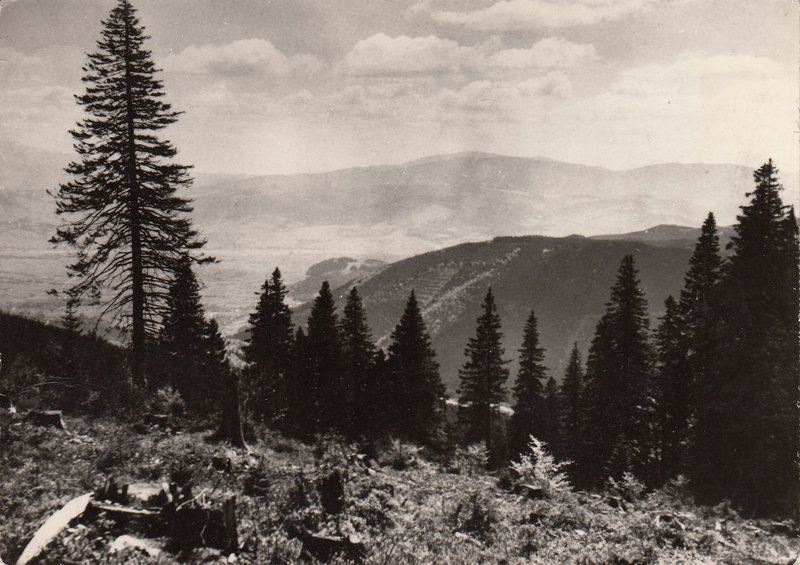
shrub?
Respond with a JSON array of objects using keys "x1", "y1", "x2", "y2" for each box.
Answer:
[
  {"x1": 510, "y1": 435, "x2": 572, "y2": 498},
  {"x1": 380, "y1": 438, "x2": 422, "y2": 470},
  {"x1": 450, "y1": 491, "x2": 498, "y2": 544},
  {"x1": 607, "y1": 471, "x2": 646, "y2": 502},
  {"x1": 451, "y1": 442, "x2": 489, "y2": 475},
  {"x1": 147, "y1": 386, "x2": 185, "y2": 416}
]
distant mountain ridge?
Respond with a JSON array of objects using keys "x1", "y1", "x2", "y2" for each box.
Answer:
[
  {"x1": 591, "y1": 224, "x2": 736, "y2": 250},
  {"x1": 291, "y1": 234, "x2": 693, "y2": 393},
  {"x1": 1, "y1": 144, "x2": 783, "y2": 343}
]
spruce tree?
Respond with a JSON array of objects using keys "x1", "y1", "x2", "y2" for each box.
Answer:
[
  {"x1": 710, "y1": 160, "x2": 799, "y2": 515},
  {"x1": 560, "y1": 342, "x2": 585, "y2": 482},
  {"x1": 158, "y1": 258, "x2": 211, "y2": 409},
  {"x1": 340, "y1": 287, "x2": 377, "y2": 438},
  {"x1": 679, "y1": 213, "x2": 727, "y2": 502},
  {"x1": 540, "y1": 376, "x2": 562, "y2": 455},
  {"x1": 287, "y1": 326, "x2": 317, "y2": 440},
  {"x1": 244, "y1": 268, "x2": 294, "y2": 424},
  {"x1": 306, "y1": 282, "x2": 345, "y2": 434},
  {"x1": 49, "y1": 0, "x2": 211, "y2": 384},
  {"x1": 458, "y1": 288, "x2": 509, "y2": 460},
  {"x1": 386, "y1": 291, "x2": 445, "y2": 446},
  {"x1": 510, "y1": 310, "x2": 547, "y2": 457},
  {"x1": 60, "y1": 296, "x2": 86, "y2": 408},
  {"x1": 653, "y1": 295, "x2": 690, "y2": 485},
  {"x1": 207, "y1": 319, "x2": 245, "y2": 448},
  {"x1": 583, "y1": 255, "x2": 654, "y2": 485}
]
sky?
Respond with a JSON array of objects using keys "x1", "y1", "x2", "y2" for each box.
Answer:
[{"x1": 0, "y1": 0, "x2": 797, "y2": 176}]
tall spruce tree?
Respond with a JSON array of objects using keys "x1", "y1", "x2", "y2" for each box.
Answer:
[
  {"x1": 244, "y1": 268, "x2": 294, "y2": 424},
  {"x1": 49, "y1": 0, "x2": 211, "y2": 384},
  {"x1": 306, "y1": 282, "x2": 345, "y2": 434},
  {"x1": 678, "y1": 213, "x2": 727, "y2": 501},
  {"x1": 510, "y1": 310, "x2": 548, "y2": 457},
  {"x1": 340, "y1": 287, "x2": 377, "y2": 438},
  {"x1": 583, "y1": 255, "x2": 654, "y2": 485},
  {"x1": 653, "y1": 295, "x2": 690, "y2": 485},
  {"x1": 560, "y1": 342, "x2": 586, "y2": 482},
  {"x1": 386, "y1": 291, "x2": 445, "y2": 446},
  {"x1": 158, "y1": 258, "x2": 212, "y2": 409},
  {"x1": 458, "y1": 288, "x2": 509, "y2": 460},
  {"x1": 710, "y1": 160, "x2": 799, "y2": 516}
]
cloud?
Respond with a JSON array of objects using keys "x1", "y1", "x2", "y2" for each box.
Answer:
[
  {"x1": 437, "y1": 73, "x2": 573, "y2": 112},
  {"x1": 488, "y1": 37, "x2": 598, "y2": 69},
  {"x1": 340, "y1": 33, "x2": 596, "y2": 76},
  {"x1": 162, "y1": 38, "x2": 323, "y2": 77},
  {"x1": 340, "y1": 33, "x2": 474, "y2": 76},
  {"x1": 430, "y1": 0, "x2": 676, "y2": 30}
]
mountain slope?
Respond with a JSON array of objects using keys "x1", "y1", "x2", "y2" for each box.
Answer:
[
  {"x1": 292, "y1": 235, "x2": 693, "y2": 393},
  {"x1": 591, "y1": 224, "x2": 736, "y2": 250}
]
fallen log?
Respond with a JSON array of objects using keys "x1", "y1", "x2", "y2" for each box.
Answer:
[
  {"x1": 26, "y1": 410, "x2": 66, "y2": 430},
  {"x1": 15, "y1": 492, "x2": 92, "y2": 565}
]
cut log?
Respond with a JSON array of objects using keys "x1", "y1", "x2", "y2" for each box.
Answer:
[
  {"x1": 86, "y1": 501, "x2": 163, "y2": 535},
  {"x1": 16, "y1": 492, "x2": 92, "y2": 565},
  {"x1": 26, "y1": 410, "x2": 66, "y2": 430}
]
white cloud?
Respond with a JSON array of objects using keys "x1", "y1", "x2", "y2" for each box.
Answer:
[
  {"x1": 430, "y1": 0, "x2": 679, "y2": 30},
  {"x1": 340, "y1": 33, "x2": 474, "y2": 75},
  {"x1": 437, "y1": 73, "x2": 573, "y2": 111},
  {"x1": 488, "y1": 37, "x2": 598, "y2": 69},
  {"x1": 340, "y1": 33, "x2": 596, "y2": 76},
  {"x1": 162, "y1": 38, "x2": 323, "y2": 77}
]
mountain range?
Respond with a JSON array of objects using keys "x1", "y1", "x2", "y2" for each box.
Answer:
[{"x1": 0, "y1": 142, "x2": 779, "y2": 353}]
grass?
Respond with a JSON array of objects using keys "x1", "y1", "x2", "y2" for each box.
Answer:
[{"x1": 1, "y1": 411, "x2": 798, "y2": 564}]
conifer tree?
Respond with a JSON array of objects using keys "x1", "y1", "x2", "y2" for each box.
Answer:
[
  {"x1": 207, "y1": 319, "x2": 245, "y2": 448},
  {"x1": 583, "y1": 255, "x2": 654, "y2": 484},
  {"x1": 560, "y1": 342, "x2": 585, "y2": 481},
  {"x1": 540, "y1": 376, "x2": 562, "y2": 455},
  {"x1": 158, "y1": 258, "x2": 211, "y2": 409},
  {"x1": 287, "y1": 326, "x2": 317, "y2": 440},
  {"x1": 653, "y1": 295, "x2": 690, "y2": 485},
  {"x1": 678, "y1": 213, "x2": 727, "y2": 501},
  {"x1": 60, "y1": 296, "x2": 86, "y2": 407},
  {"x1": 386, "y1": 291, "x2": 445, "y2": 446},
  {"x1": 458, "y1": 288, "x2": 509, "y2": 459},
  {"x1": 510, "y1": 310, "x2": 548, "y2": 457},
  {"x1": 306, "y1": 282, "x2": 345, "y2": 434},
  {"x1": 340, "y1": 287, "x2": 377, "y2": 437},
  {"x1": 708, "y1": 160, "x2": 799, "y2": 515},
  {"x1": 244, "y1": 268, "x2": 294, "y2": 424},
  {"x1": 49, "y1": 0, "x2": 211, "y2": 384}
]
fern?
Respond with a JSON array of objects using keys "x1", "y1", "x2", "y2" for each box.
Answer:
[{"x1": 510, "y1": 435, "x2": 572, "y2": 498}]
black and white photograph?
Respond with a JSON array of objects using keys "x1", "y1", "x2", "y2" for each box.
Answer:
[{"x1": 0, "y1": 0, "x2": 798, "y2": 562}]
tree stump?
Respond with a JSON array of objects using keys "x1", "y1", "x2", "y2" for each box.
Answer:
[
  {"x1": 27, "y1": 410, "x2": 66, "y2": 430},
  {"x1": 212, "y1": 374, "x2": 246, "y2": 449},
  {"x1": 319, "y1": 469, "x2": 345, "y2": 515}
]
